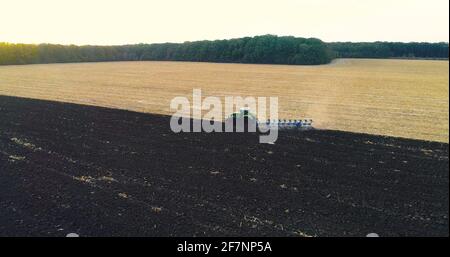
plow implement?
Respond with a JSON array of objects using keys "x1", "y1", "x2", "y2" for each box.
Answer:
[{"x1": 258, "y1": 119, "x2": 313, "y2": 130}]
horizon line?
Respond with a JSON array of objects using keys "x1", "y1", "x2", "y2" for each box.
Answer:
[{"x1": 1, "y1": 34, "x2": 449, "y2": 47}]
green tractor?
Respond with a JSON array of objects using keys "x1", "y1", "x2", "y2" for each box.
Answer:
[
  {"x1": 228, "y1": 108, "x2": 257, "y2": 120},
  {"x1": 225, "y1": 108, "x2": 258, "y2": 131}
]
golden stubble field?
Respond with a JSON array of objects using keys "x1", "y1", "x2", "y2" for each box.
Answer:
[{"x1": 0, "y1": 59, "x2": 448, "y2": 142}]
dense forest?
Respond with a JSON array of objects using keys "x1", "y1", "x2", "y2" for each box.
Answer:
[
  {"x1": 329, "y1": 42, "x2": 449, "y2": 59},
  {"x1": 0, "y1": 35, "x2": 332, "y2": 65},
  {"x1": 0, "y1": 35, "x2": 448, "y2": 66}
]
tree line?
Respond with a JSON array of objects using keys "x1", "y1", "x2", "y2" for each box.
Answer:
[
  {"x1": 329, "y1": 42, "x2": 449, "y2": 59},
  {"x1": 0, "y1": 35, "x2": 448, "y2": 66},
  {"x1": 0, "y1": 35, "x2": 332, "y2": 65}
]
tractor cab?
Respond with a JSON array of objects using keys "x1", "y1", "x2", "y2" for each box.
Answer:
[
  {"x1": 225, "y1": 108, "x2": 258, "y2": 131},
  {"x1": 228, "y1": 107, "x2": 257, "y2": 120}
]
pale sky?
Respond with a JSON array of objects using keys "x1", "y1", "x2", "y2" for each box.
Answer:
[{"x1": 0, "y1": 0, "x2": 448, "y2": 45}]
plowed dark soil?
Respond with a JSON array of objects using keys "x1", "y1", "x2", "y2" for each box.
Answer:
[{"x1": 0, "y1": 95, "x2": 448, "y2": 236}]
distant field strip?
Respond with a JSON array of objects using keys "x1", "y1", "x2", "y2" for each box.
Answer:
[{"x1": 0, "y1": 59, "x2": 448, "y2": 142}]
